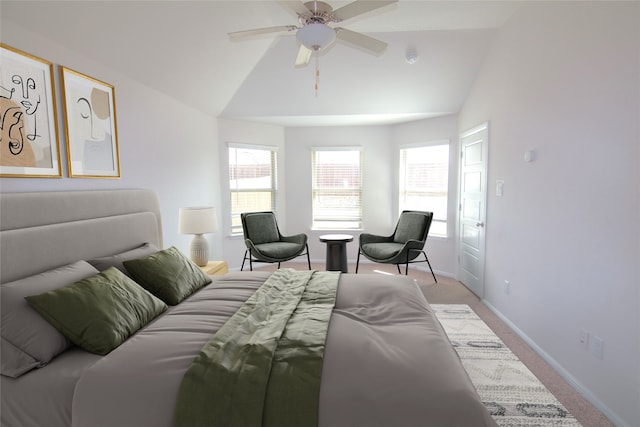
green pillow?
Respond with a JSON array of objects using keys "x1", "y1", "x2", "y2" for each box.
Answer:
[
  {"x1": 123, "y1": 246, "x2": 212, "y2": 305},
  {"x1": 25, "y1": 267, "x2": 167, "y2": 356}
]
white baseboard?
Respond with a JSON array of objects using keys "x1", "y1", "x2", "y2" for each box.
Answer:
[{"x1": 482, "y1": 300, "x2": 628, "y2": 427}]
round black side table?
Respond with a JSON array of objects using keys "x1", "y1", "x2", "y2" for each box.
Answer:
[{"x1": 319, "y1": 234, "x2": 354, "y2": 273}]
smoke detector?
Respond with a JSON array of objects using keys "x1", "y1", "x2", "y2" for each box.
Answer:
[{"x1": 405, "y1": 47, "x2": 418, "y2": 65}]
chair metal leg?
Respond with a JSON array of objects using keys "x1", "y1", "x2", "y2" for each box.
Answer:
[
  {"x1": 412, "y1": 250, "x2": 438, "y2": 283},
  {"x1": 405, "y1": 253, "x2": 410, "y2": 275},
  {"x1": 396, "y1": 250, "x2": 437, "y2": 282},
  {"x1": 355, "y1": 249, "x2": 361, "y2": 273},
  {"x1": 249, "y1": 253, "x2": 253, "y2": 271},
  {"x1": 425, "y1": 255, "x2": 437, "y2": 283},
  {"x1": 306, "y1": 244, "x2": 311, "y2": 270},
  {"x1": 241, "y1": 250, "x2": 248, "y2": 271},
  {"x1": 277, "y1": 262, "x2": 281, "y2": 269}
]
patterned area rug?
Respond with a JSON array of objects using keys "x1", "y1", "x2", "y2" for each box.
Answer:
[{"x1": 432, "y1": 304, "x2": 582, "y2": 426}]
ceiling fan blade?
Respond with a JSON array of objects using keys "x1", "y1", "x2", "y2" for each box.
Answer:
[
  {"x1": 228, "y1": 25, "x2": 298, "y2": 40},
  {"x1": 332, "y1": 0, "x2": 398, "y2": 22},
  {"x1": 279, "y1": 1, "x2": 313, "y2": 16},
  {"x1": 335, "y1": 28, "x2": 387, "y2": 53},
  {"x1": 295, "y1": 44, "x2": 313, "y2": 66}
]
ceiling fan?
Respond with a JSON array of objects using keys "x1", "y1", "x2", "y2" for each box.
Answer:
[{"x1": 228, "y1": 0, "x2": 398, "y2": 66}]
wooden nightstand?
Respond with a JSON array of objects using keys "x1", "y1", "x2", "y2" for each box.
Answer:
[{"x1": 199, "y1": 261, "x2": 229, "y2": 276}]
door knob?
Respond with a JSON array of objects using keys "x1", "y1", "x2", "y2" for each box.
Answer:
[{"x1": 475, "y1": 222, "x2": 484, "y2": 227}]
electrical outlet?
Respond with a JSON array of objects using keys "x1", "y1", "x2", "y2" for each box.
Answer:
[
  {"x1": 503, "y1": 280, "x2": 510, "y2": 295},
  {"x1": 590, "y1": 336, "x2": 604, "y2": 360},
  {"x1": 579, "y1": 330, "x2": 589, "y2": 350}
]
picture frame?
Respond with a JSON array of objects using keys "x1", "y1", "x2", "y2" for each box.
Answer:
[
  {"x1": 61, "y1": 66, "x2": 120, "y2": 178},
  {"x1": 0, "y1": 44, "x2": 62, "y2": 178}
]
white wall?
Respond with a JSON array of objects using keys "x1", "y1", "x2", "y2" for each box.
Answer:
[
  {"x1": 0, "y1": 21, "x2": 222, "y2": 259},
  {"x1": 459, "y1": 3, "x2": 640, "y2": 426},
  {"x1": 217, "y1": 118, "x2": 286, "y2": 269}
]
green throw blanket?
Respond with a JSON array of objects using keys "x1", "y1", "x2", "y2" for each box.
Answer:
[{"x1": 172, "y1": 269, "x2": 340, "y2": 427}]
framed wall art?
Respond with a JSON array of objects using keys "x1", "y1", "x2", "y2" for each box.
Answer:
[
  {"x1": 61, "y1": 66, "x2": 120, "y2": 178},
  {"x1": 0, "y1": 44, "x2": 62, "y2": 177}
]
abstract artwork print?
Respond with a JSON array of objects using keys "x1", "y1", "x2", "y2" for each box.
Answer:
[
  {"x1": 61, "y1": 67, "x2": 120, "y2": 178},
  {"x1": 0, "y1": 44, "x2": 61, "y2": 177}
]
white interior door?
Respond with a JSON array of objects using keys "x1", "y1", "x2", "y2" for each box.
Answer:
[{"x1": 458, "y1": 123, "x2": 488, "y2": 297}]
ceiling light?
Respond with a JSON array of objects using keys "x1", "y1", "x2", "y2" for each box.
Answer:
[{"x1": 296, "y1": 23, "x2": 336, "y2": 51}]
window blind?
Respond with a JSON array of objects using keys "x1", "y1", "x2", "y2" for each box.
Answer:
[
  {"x1": 228, "y1": 145, "x2": 277, "y2": 234},
  {"x1": 312, "y1": 149, "x2": 362, "y2": 229},
  {"x1": 399, "y1": 143, "x2": 449, "y2": 237}
]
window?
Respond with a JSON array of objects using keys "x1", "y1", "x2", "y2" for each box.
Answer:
[
  {"x1": 312, "y1": 148, "x2": 362, "y2": 229},
  {"x1": 228, "y1": 144, "x2": 277, "y2": 234},
  {"x1": 399, "y1": 142, "x2": 449, "y2": 237}
]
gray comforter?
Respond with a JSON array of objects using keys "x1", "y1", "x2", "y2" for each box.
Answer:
[{"x1": 68, "y1": 271, "x2": 495, "y2": 427}]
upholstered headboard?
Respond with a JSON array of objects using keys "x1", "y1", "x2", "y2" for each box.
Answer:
[{"x1": 0, "y1": 189, "x2": 162, "y2": 283}]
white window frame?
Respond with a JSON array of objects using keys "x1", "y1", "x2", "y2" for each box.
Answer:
[
  {"x1": 312, "y1": 147, "x2": 363, "y2": 230},
  {"x1": 399, "y1": 140, "x2": 450, "y2": 237},
  {"x1": 228, "y1": 143, "x2": 278, "y2": 235}
]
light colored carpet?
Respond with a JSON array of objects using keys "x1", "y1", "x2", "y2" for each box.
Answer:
[{"x1": 433, "y1": 304, "x2": 581, "y2": 426}]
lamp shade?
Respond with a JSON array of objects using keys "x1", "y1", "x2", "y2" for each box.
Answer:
[
  {"x1": 296, "y1": 23, "x2": 336, "y2": 51},
  {"x1": 178, "y1": 207, "x2": 217, "y2": 235}
]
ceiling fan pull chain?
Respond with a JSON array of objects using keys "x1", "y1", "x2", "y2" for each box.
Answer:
[{"x1": 315, "y1": 54, "x2": 320, "y2": 96}]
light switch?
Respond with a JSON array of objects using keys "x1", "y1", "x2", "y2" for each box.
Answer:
[{"x1": 496, "y1": 180, "x2": 504, "y2": 197}]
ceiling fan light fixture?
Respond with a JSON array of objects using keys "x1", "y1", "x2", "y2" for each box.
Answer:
[{"x1": 296, "y1": 23, "x2": 336, "y2": 51}]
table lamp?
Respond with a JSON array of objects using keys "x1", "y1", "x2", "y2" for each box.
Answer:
[{"x1": 178, "y1": 206, "x2": 217, "y2": 267}]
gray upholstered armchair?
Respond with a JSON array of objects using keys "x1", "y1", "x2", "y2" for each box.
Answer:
[
  {"x1": 240, "y1": 211, "x2": 311, "y2": 271},
  {"x1": 355, "y1": 210, "x2": 437, "y2": 282}
]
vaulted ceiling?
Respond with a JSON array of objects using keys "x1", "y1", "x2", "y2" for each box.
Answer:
[{"x1": 2, "y1": 1, "x2": 523, "y2": 126}]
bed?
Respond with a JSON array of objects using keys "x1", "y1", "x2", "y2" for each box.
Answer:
[{"x1": 0, "y1": 189, "x2": 496, "y2": 427}]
